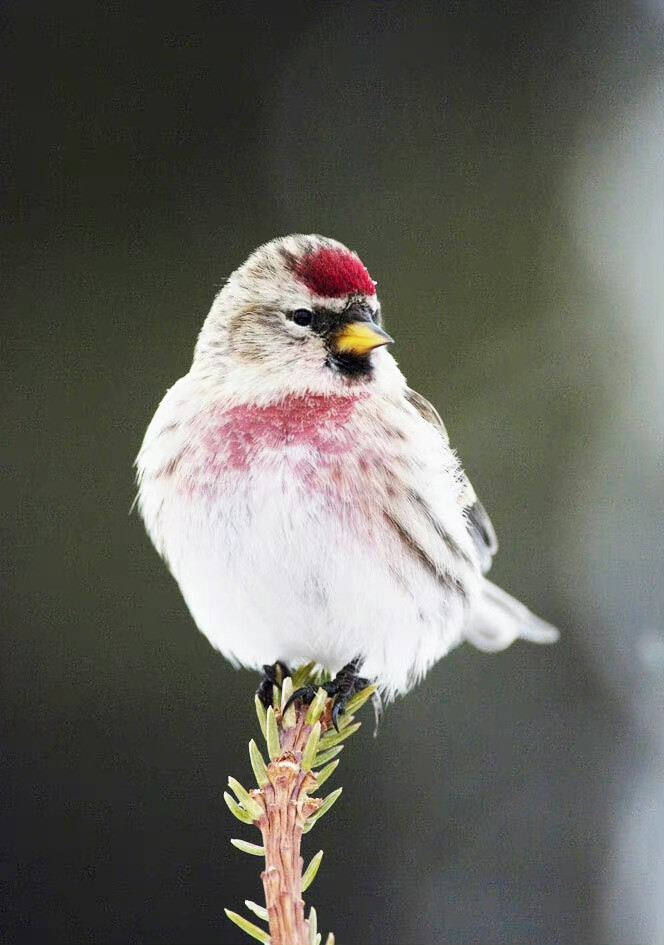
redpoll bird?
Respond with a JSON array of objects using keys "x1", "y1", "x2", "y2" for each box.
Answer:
[{"x1": 136, "y1": 235, "x2": 557, "y2": 719}]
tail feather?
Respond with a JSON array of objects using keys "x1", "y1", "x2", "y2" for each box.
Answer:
[{"x1": 465, "y1": 580, "x2": 559, "y2": 653}]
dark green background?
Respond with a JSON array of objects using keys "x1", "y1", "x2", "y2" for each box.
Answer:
[{"x1": 3, "y1": 2, "x2": 663, "y2": 943}]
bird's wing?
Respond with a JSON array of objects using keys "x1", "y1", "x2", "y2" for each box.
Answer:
[{"x1": 405, "y1": 387, "x2": 498, "y2": 574}]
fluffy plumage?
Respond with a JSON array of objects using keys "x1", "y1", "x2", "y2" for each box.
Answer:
[{"x1": 136, "y1": 234, "x2": 557, "y2": 699}]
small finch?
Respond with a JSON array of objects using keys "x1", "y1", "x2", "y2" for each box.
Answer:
[{"x1": 136, "y1": 235, "x2": 557, "y2": 720}]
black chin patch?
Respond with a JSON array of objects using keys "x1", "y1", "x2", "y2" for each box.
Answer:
[{"x1": 326, "y1": 351, "x2": 374, "y2": 378}]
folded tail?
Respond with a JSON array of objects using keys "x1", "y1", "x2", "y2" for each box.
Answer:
[{"x1": 465, "y1": 579, "x2": 559, "y2": 653}]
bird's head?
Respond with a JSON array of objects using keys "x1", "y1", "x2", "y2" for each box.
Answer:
[{"x1": 193, "y1": 235, "x2": 395, "y2": 398}]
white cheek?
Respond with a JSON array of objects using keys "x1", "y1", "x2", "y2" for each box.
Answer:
[{"x1": 282, "y1": 320, "x2": 311, "y2": 342}]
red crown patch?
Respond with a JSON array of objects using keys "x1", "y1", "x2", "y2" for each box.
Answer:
[{"x1": 295, "y1": 247, "x2": 376, "y2": 298}]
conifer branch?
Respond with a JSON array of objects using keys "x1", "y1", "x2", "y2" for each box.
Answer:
[{"x1": 224, "y1": 664, "x2": 375, "y2": 945}]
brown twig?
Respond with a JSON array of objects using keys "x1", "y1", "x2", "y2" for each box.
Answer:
[
  {"x1": 259, "y1": 706, "x2": 324, "y2": 945},
  {"x1": 224, "y1": 672, "x2": 375, "y2": 945}
]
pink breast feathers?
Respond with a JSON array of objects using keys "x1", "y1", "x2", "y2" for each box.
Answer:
[
  {"x1": 207, "y1": 393, "x2": 364, "y2": 471},
  {"x1": 294, "y1": 247, "x2": 376, "y2": 298}
]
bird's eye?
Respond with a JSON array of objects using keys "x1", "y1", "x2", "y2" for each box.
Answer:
[{"x1": 290, "y1": 309, "x2": 314, "y2": 327}]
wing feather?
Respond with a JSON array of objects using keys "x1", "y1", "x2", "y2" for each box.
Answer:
[{"x1": 405, "y1": 387, "x2": 498, "y2": 574}]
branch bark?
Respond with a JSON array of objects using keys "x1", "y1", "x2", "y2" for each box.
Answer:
[
  {"x1": 258, "y1": 708, "x2": 322, "y2": 945},
  {"x1": 225, "y1": 673, "x2": 374, "y2": 944}
]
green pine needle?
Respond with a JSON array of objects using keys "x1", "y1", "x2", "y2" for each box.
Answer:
[
  {"x1": 230, "y1": 838, "x2": 265, "y2": 856},
  {"x1": 266, "y1": 705, "x2": 280, "y2": 760},
  {"x1": 314, "y1": 744, "x2": 344, "y2": 767},
  {"x1": 281, "y1": 677, "x2": 297, "y2": 729},
  {"x1": 224, "y1": 909, "x2": 271, "y2": 943},
  {"x1": 223, "y1": 791, "x2": 254, "y2": 825},
  {"x1": 228, "y1": 777, "x2": 264, "y2": 821},
  {"x1": 248, "y1": 739, "x2": 269, "y2": 788},
  {"x1": 245, "y1": 900, "x2": 269, "y2": 922},
  {"x1": 291, "y1": 662, "x2": 318, "y2": 689},
  {"x1": 318, "y1": 721, "x2": 361, "y2": 749},
  {"x1": 301, "y1": 849, "x2": 324, "y2": 892},
  {"x1": 314, "y1": 759, "x2": 339, "y2": 792},
  {"x1": 281, "y1": 675, "x2": 293, "y2": 703},
  {"x1": 336, "y1": 712, "x2": 356, "y2": 731},
  {"x1": 344, "y1": 685, "x2": 377, "y2": 716},
  {"x1": 254, "y1": 695, "x2": 268, "y2": 740},
  {"x1": 305, "y1": 687, "x2": 328, "y2": 725},
  {"x1": 301, "y1": 722, "x2": 321, "y2": 771},
  {"x1": 303, "y1": 787, "x2": 342, "y2": 833}
]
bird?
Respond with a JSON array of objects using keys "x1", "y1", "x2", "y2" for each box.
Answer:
[{"x1": 136, "y1": 234, "x2": 558, "y2": 725}]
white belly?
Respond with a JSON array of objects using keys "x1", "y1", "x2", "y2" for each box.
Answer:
[{"x1": 147, "y1": 456, "x2": 473, "y2": 698}]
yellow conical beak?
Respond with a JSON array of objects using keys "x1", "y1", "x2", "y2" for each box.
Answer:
[{"x1": 333, "y1": 321, "x2": 393, "y2": 356}]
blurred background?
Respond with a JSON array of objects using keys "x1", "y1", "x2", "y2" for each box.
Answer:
[{"x1": 2, "y1": 2, "x2": 663, "y2": 943}]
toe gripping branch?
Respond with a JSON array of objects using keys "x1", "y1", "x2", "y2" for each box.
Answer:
[
  {"x1": 256, "y1": 661, "x2": 292, "y2": 710},
  {"x1": 260, "y1": 658, "x2": 384, "y2": 734}
]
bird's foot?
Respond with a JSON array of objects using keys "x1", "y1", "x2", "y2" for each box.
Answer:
[
  {"x1": 283, "y1": 658, "x2": 373, "y2": 732},
  {"x1": 256, "y1": 661, "x2": 292, "y2": 708},
  {"x1": 325, "y1": 658, "x2": 372, "y2": 732}
]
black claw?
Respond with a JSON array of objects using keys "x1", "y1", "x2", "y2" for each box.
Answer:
[
  {"x1": 256, "y1": 661, "x2": 292, "y2": 707},
  {"x1": 322, "y1": 658, "x2": 371, "y2": 732},
  {"x1": 282, "y1": 685, "x2": 317, "y2": 715},
  {"x1": 331, "y1": 699, "x2": 345, "y2": 732}
]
